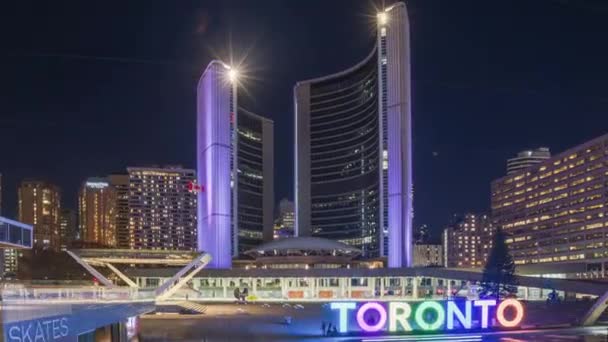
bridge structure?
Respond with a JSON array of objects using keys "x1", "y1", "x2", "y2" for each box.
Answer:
[{"x1": 0, "y1": 217, "x2": 32, "y2": 250}]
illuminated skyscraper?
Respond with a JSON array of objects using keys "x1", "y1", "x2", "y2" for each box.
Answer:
[
  {"x1": 236, "y1": 109, "x2": 274, "y2": 254},
  {"x1": 18, "y1": 180, "x2": 61, "y2": 251},
  {"x1": 127, "y1": 166, "x2": 197, "y2": 250},
  {"x1": 78, "y1": 178, "x2": 116, "y2": 247},
  {"x1": 197, "y1": 61, "x2": 274, "y2": 268},
  {"x1": 294, "y1": 3, "x2": 412, "y2": 266}
]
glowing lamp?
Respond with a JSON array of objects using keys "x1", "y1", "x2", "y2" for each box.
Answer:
[{"x1": 378, "y1": 12, "x2": 387, "y2": 25}]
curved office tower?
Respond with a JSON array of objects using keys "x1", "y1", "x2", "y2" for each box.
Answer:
[
  {"x1": 197, "y1": 61, "x2": 236, "y2": 269},
  {"x1": 197, "y1": 61, "x2": 274, "y2": 268},
  {"x1": 294, "y1": 2, "x2": 412, "y2": 267}
]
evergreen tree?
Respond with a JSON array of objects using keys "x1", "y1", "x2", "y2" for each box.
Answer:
[{"x1": 480, "y1": 227, "x2": 518, "y2": 300}]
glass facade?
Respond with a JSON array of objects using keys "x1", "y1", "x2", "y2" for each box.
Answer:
[
  {"x1": 237, "y1": 110, "x2": 271, "y2": 253},
  {"x1": 296, "y1": 3, "x2": 412, "y2": 265},
  {"x1": 307, "y1": 50, "x2": 381, "y2": 257}
]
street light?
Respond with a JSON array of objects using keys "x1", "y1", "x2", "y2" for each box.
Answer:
[
  {"x1": 228, "y1": 68, "x2": 239, "y2": 82},
  {"x1": 378, "y1": 12, "x2": 387, "y2": 25}
]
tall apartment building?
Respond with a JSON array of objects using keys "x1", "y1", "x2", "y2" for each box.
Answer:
[
  {"x1": 18, "y1": 180, "x2": 61, "y2": 250},
  {"x1": 507, "y1": 147, "x2": 551, "y2": 175},
  {"x1": 59, "y1": 208, "x2": 77, "y2": 250},
  {"x1": 197, "y1": 61, "x2": 275, "y2": 268},
  {"x1": 443, "y1": 214, "x2": 495, "y2": 268},
  {"x1": 127, "y1": 166, "x2": 197, "y2": 250},
  {"x1": 492, "y1": 134, "x2": 608, "y2": 270},
  {"x1": 413, "y1": 244, "x2": 443, "y2": 267},
  {"x1": 78, "y1": 178, "x2": 116, "y2": 247},
  {"x1": 108, "y1": 174, "x2": 130, "y2": 249},
  {"x1": 294, "y1": 2, "x2": 413, "y2": 266}
]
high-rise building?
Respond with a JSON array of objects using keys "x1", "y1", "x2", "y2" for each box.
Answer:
[
  {"x1": 443, "y1": 214, "x2": 494, "y2": 268},
  {"x1": 197, "y1": 61, "x2": 275, "y2": 268},
  {"x1": 78, "y1": 178, "x2": 116, "y2": 247},
  {"x1": 274, "y1": 198, "x2": 295, "y2": 239},
  {"x1": 127, "y1": 166, "x2": 197, "y2": 250},
  {"x1": 413, "y1": 244, "x2": 443, "y2": 267},
  {"x1": 294, "y1": 3, "x2": 412, "y2": 266},
  {"x1": 18, "y1": 180, "x2": 61, "y2": 250},
  {"x1": 236, "y1": 108, "x2": 274, "y2": 254},
  {"x1": 108, "y1": 174, "x2": 130, "y2": 249},
  {"x1": 492, "y1": 134, "x2": 608, "y2": 269},
  {"x1": 507, "y1": 147, "x2": 551, "y2": 175},
  {"x1": 59, "y1": 208, "x2": 77, "y2": 250}
]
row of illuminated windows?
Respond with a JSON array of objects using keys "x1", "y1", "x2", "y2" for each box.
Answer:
[
  {"x1": 494, "y1": 185, "x2": 604, "y2": 210},
  {"x1": 493, "y1": 173, "x2": 604, "y2": 203},
  {"x1": 495, "y1": 157, "x2": 604, "y2": 193}
]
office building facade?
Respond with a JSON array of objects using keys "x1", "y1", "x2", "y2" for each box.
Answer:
[
  {"x1": 197, "y1": 61, "x2": 274, "y2": 268},
  {"x1": 294, "y1": 3, "x2": 412, "y2": 265},
  {"x1": 18, "y1": 180, "x2": 61, "y2": 251},
  {"x1": 78, "y1": 178, "x2": 117, "y2": 247},
  {"x1": 507, "y1": 147, "x2": 551, "y2": 175},
  {"x1": 236, "y1": 109, "x2": 274, "y2": 254},
  {"x1": 492, "y1": 134, "x2": 608, "y2": 268},
  {"x1": 443, "y1": 214, "x2": 494, "y2": 268},
  {"x1": 127, "y1": 167, "x2": 197, "y2": 250}
]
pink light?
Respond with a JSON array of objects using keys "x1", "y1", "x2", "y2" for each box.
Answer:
[{"x1": 356, "y1": 302, "x2": 387, "y2": 332}]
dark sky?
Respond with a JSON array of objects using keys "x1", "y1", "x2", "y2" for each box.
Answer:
[{"x1": 2, "y1": 0, "x2": 608, "y2": 239}]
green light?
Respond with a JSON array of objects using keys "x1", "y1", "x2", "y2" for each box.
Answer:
[{"x1": 414, "y1": 301, "x2": 445, "y2": 331}]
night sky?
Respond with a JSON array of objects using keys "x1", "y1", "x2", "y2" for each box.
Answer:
[{"x1": 2, "y1": 0, "x2": 608, "y2": 239}]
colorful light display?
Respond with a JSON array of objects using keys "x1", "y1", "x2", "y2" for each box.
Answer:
[{"x1": 329, "y1": 300, "x2": 525, "y2": 333}]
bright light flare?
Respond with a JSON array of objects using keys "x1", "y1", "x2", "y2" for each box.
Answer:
[
  {"x1": 378, "y1": 12, "x2": 387, "y2": 25},
  {"x1": 227, "y1": 68, "x2": 239, "y2": 82}
]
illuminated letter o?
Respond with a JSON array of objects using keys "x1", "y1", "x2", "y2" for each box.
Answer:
[
  {"x1": 415, "y1": 301, "x2": 445, "y2": 331},
  {"x1": 496, "y1": 299, "x2": 524, "y2": 328},
  {"x1": 356, "y1": 302, "x2": 387, "y2": 332}
]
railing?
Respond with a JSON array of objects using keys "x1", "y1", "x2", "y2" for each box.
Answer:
[{"x1": 1, "y1": 286, "x2": 155, "y2": 304}]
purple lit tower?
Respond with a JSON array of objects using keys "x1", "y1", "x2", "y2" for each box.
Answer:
[
  {"x1": 197, "y1": 61, "x2": 237, "y2": 269},
  {"x1": 294, "y1": 3, "x2": 412, "y2": 267},
  {"x1": 381, "y1": 3, "x2": 413, "y2": 268}
]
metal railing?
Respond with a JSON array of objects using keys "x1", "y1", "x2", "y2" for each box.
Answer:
[{"x1": 1, "y1": 286, "x2": 155, "y2": 304}]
